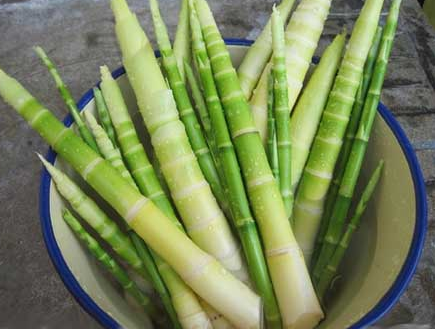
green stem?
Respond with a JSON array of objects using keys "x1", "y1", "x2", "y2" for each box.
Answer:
[
  {"x1": 84, "y1": 110, "x2": 182, "y2": 329},
  {"x1": 149, "y1": 0, "x2": 226, "y2": 213},
  {"x1": 84, "y1": 111, "x2": 137, "y2": 188},
  {"x1": 38, "y1": 155, "x2": 150, "y2": 280},
  {"x1": 33, "y1": 46, "x2": 99, "y2": 153},
  {"x1": 249, "y1": 0, "x2": 332, "y2": 143},
  {"x1": 183, "y1": 60, "x2": 213, "y2": 146},
  {"x1": 311, "y1": 26, "x2": 382, "y2": 270},
  {"x1": 290, "y1": 31, "x2": 347, "y2": 194},
  {"x1": 237, "y1": 0, "x2": 296, "y2": 99},
  {"x1": 173, "y1": 0, "x2": 190, "y2": 81},
  {"x1": 189, "y1": 2, "x2": 282, "y2": 327},
  {"x1": 93, "y1": 87, "x2": 118, "y2": 147},
  {"x1": 314, "y1": 0, "x2": 401, "y2": 286},
  {"x1": 99, "y1": 65, "x2": 213, "y2": 329},
  {"x1": 266, "y1": 73, "x2": 279, "y2": 181},
  {"x1": 272, "y1": 8, "x2": 293, "y2": 219},
  {"x1": 62, "y1": 209, "x2": 160, "y2": 321},
  {"x1": 112, "y1": 0, "x2": 245, "y2": 283},
  {"x1": 40, "y1": 157, "x2": 176, "y2": 324},
  {"x1": 195, "y1": 0, "x2": 323, "y2": 327},
  {"x1": 292, "y1": 0, "x2": 386, "y2": 264},
  {"x1": 316, "y1": 160, "x2": 384, "y2": 299},
  {"x1": 0, "y1": 65, "x2": 260, "y2": 328},
  {"x1": 100, "y1": 66, "x2": 181, "y2": 228}
]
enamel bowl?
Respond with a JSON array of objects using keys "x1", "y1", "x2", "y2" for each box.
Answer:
[{"x1": 40, "y1": 40, "x2": 427, "y2": 329}]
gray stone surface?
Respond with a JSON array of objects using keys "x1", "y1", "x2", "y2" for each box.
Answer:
[{"x1": 0, "y1": 0, "x2": 434, "y2": 327}]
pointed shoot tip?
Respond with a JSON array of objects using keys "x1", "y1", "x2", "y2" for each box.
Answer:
[{"x1": 36, "y1": 152, "x2": 52, "y2": 171}]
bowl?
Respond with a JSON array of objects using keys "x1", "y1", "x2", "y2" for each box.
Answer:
[{"x1": 39, "y1": 40, "x2": 427, "y2": 329}]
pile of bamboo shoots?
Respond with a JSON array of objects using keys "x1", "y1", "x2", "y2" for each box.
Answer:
[{"x1": 0, "y1": 0, "x2": 402, "y2": 327}]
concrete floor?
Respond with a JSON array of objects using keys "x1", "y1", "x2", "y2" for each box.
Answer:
[{"x1": 0, "y1": 0, "x2": 434, "y2": 328}]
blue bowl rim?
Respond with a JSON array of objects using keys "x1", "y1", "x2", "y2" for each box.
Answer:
[{"x1": 39, "y1": 38, "x2": 427, "y2": 329}]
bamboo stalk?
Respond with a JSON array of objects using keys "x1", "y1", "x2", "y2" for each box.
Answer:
[
  {"x1": 62, "y1": 209, "x2": 160, "y2": 322},
  {"x1": 149, "y1": 0, "x2": 226, "y2": 212},
  {"x1": 310, "y1": 26, "x2": 382, "y2": 270},
  {"x1": 316, "y1": 160, "x2": 384, "y2": 300},
  {"x1": 33, "y1": 46, "x2": 99, "y2": 152},
  {"x1": 189, "y1": 2, "x2": 281, "y2": 327},
  {"x1": 237, "y1": 0, "x2": 296, "y2": 99},
  {"x1": 93, "y1": 87, "x2": 117, "y2": 147},
  {"x1": 266, "y1": 73, "x2": 279, "y2": 181},
  {"x1": 250, "y1": 0, "x2": 332, "y2": 144},
  {"x1": 313, "y1": 0, "x2": 401, "y2": 284},
  {"x1": 173, "y1": 0, "x2": 190, "y2": 80},
  {"x1": 84, "y1": 111, "x2": 136, "y2": 188},
  {"x1": 251, "y1": 63, "x2": 272, "y2": 145},
  {"x1": 111, "y1": 0, "x2": 247, "y2": 284},
  {"x1": 39, "y1": 155, "x2": 183, "y2": 327},
  {"x1": 195, "y1": 0, "x2": 323, "y2": 327},
  {"x1": 290, "y1": 31, "x2": 346, "y2": 193},
  {"x1": 99, "y1": 65, "x2": 212, "y2": 329},
  {"x1": 0, "y1": 67, "x2": 262, "y2": 329},
  {"x1": 272, "y1": 8, "x2": 293, "y2": 218},
  {"x1": 183, "y1": 60, "x2": 213, "y2": 146},
  {"x1": 292, "y1": 0, "x2": 386, "y2": 264}
]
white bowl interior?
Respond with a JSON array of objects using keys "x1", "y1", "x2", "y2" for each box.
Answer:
[{"x1": 48, "y1": 45, "x2": 416, "y2": 329}]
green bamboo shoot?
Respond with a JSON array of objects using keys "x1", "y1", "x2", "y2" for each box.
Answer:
[
  {"x1": 183, "y1": 60, "x2": 213, "y2": 146},
  {"x1": 84, "y1": 111, "x2": 136, "y2": 187},
  {"x1": 195, "y1": 0, "x2": 323, "y2": 327},
  {"x1": 34, "y1": 46, "x2": 99, "y2": 152},
  {"x1": 62, "y1": 209, "x2": 159, "y2": 321},
  {"x1": 38, "y1": 155, "x2": 148, "y2": 279},
  {"x1": 93, "y1": 87, "x2": 118, "y2": 146},
  {"x1": 173, "y1": 0, "x2": 190, "y2": 80},
  {"x1": 290, "y1": 32, "x2": 346, "y2": 193},
  {"x1": 252, "y1": 63, "x2": 272, "y2": 145},
  {"x1": 311, "y1": 26, "x2": 382, "y2": 269},
  {"x1": 237, "y1": 0, "x2": 296, "y2": 99},
  {"x1": 148, "y1": 0, "x2": 226, "y2": 211},
  {"x1": 99, "y1": 66, "x2": 213, "y2": 329},
  {"x1": 111, "y1": 0, "x2": 247, "y2": 283},
  {"x1": 250, "y1": 0, "x2": 332, "y2": 144},
  {"x1": 82, "y1": 111, "x2": 184, "y2": 327},
  {"x1": 189, "y1": 2, "x2": 281, "y2": 327},
  {"x1": 314, "y1": 0, "x2": 400, "y2": 282},
  {"x1": 316, "y1": 160, "x2": 384, "y2": 299},
  {"x1": 0, "y1": 67, "x2": 262, "y2": 329},
  {"x1": 272, "y1": 8, "x2": 292, "y2": 218},
  {"x1": 266, "y1": 73, "x2": 279, "y2": 181},
  {"x1": 292, "y1": 0, "x2": 385, "y2": 263}
]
